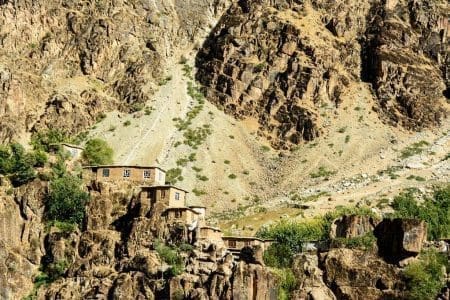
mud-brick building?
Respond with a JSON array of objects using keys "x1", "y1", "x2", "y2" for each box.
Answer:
[
  {"x1": 140, "y1": 185, "x2": 188, "y2": 209},
  {"x1": 84, "y1": 165, "x2": 166, "y2": 184},
  {"x1": 223, "y1": 236, "x2": 274, "y2": 252}
]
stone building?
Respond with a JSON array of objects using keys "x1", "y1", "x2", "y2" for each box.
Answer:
[
  {"x1": 84, "y1": 165, "x2": 166, "y2": 184},
  {"x1": 140, "y1": 185, "x2": 188, "y2": 208}
]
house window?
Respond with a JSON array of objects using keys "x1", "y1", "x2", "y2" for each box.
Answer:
[
  {"x1": 175, "y1": 192, "x2": 180, "y2": 200},
  {"x1": 143, "y1": 170, "x2": 151, "y2": 179},
  {"x1": 123, "y1": 169, "x2": 131, "y2": 178},
  {"x1": 244, "y1": 241, "x2": 250, "y2": 247},
  {"x1": 175, "y1": 211, "x2": 182, "y2": 218},
  {"x1": 102, "y1": 169, "x2": 110, "y2": 177},
  {"x1": 161, "y1": 190, "x2": 166, "y2": 198},
  {"x1": 228, "y1": 240, "x2": 236, "y2": 248}
]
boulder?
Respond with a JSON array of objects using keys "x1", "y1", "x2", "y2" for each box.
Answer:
[
  {"x1": 374, "y1": 218, "x2": 427, "y2": 263},
  {"x1": 330, "y1": 215, "x2": 377, "y2": 239}
]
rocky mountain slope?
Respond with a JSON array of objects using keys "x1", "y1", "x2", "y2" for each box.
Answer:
[
  {"x1": 0, "y1": 0, "x2": 230, "y2": 143},
  {"x1": 196, "y1": 0, "x2": 449, "y2": 149}
]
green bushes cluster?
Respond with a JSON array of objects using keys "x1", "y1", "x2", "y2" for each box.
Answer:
[
  {"x1": 154, "y1": 240, "x2": 184, "y2": 277},
  {"x1": 0, "y1": 143, "x2": 47, "y2": 186},
  {"x1": 82, "y1": 138, "x2": 113, "y2": 165},
  {"x1": 46, "y1": 174, "x2": 89, "y2": 226},
  {"x1": 390, "y1": 185, "x2": 450, "y2": 240},
  {"x1": 403, "y1": 249, "x2": 448, "y2": 300},
  {"x1": 257, "y1": 206, "x2": 376, "y2": 268}
]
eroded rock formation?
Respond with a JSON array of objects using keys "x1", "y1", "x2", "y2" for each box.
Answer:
[{"x1": 196, "y1": 0, "x2": 449, "y2": 149}]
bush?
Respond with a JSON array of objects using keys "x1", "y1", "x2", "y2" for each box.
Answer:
[
  {"x1": 271, "y1": 268, "x2": 297, "y2": 300},
  {"x1": 46, "y1": 175, "x2": 89, "y2": 225},
  {"x1": 31, "y1": 129, "x2": 69, "y2": 152},
  {"x1": 333, "y1": 232, "x2": 376, "y2": 250},
  {"x1": 166, "y1": 168, "x2": 183, "y2": 184},
  {"x1": 82, "y1": 139, "x2": 113, "y2": 165},
  {"x1": 0, "y1": 143, "x2": 41, "y2": 186},
  {"x1": 404, "y1": 249, "x2": 448, "y2": 300},
  {"x1": 390, "y1": 185, "x2": 450, "y2": 240},
  {"x1": 154, "y1": 240, "x2": 184, "y2": 276}
]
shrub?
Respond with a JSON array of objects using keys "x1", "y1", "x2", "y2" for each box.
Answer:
[
  {"x1": 228, "y1": 174, "x2": 237, "y2": 179},
  {"x1": 310, "y1": 166, "x2": 336, "y2": 179},
  {"x1": 271, "y1": 268, "x2": 297, "y2": 300},
  {"x1": 333, "y1": 232, "x2": 376, "y2": 250},
  {"x1": 390, "y1": 186, "x2": 450, "y2": 240},
  {"x1": 82, "y1": 139, "x2": 113, "y2": 165},
  {"x1": 400, "y1": 140, "x2": 429, "y2": 159},
  {"x1": 192, "y1": 188, "x2": 207, "y2": 196},
  {"x1": 0, "y1": 143, "x2": 39, "y2": 186},
  {"x1": 46, "y1": 175, "x2": 89, "y2": 225},
  {"x1": 31, "y1": 129, "x2": 69, "y2": 152},
  {"x1": 166, "y1": 168, "x2": 183, "y2": 184},
  {"x1": 154, "y1": 240, "x2": 184, "y2": 276},
  {"x1": 403, "y1": 249, "x2": 448, "y2": 300},
  {"x1": 123, "y1": 120, "x2": 131, "y2": 126}
]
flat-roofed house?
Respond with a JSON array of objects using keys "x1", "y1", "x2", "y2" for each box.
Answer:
[
  {"x1": 222, "y1": 236, "x2": 274, "y2": 252},
  {"x1": 83, "y1": 165, "x2": 166, "y2": 185},
  {"x1": 140, "y1": 185, "x2": 187, "y2": 209},
  {"x1": 198, "y1": 226, "x2": 224, "y2": 245}
]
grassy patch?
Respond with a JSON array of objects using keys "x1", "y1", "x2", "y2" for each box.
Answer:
[
  {"x1": 192, "y1": 188, "x2": 207, "y2": 196},
  {"x1": 310, "y1": 166, "x2": 336, "y2": 179},
  {"x1": 400, "y1": 141, "x2": 429, "y2": 159}
]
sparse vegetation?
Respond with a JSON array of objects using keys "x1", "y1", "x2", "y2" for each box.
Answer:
[
  {"x1": 166, "y1": 168, "x2": 183, "y2": 184},
  {"x1": 228, "y1": 174, "x2": 237, "y2": 179},
  {"x1": 345, "y1": 135, "x2": 350, "y2": 143},
  {"x1": 123, "y1": 120, "x2": 131, "y2": 126},
  {"x1": 224, "y1": 160, "x2": 230, "y2": 164},
  {"x1": 261, "y1": 145, "x2": 271, "y2": 152},
  {"x1": 192, "y1": 188, "x2": 207, "y2": 196},
  {"x1": 310, "y1": 166, "x2": 336, "y2": 179},
  {"x1": 158, "y1": 75, "x2": 173, "y2": 86},
  {"x1": 400, "y1": 140, "x2": 429, "y2": 159},
  {"x1": 82, "y1": 139, "x2": 113, "y2": 165}
]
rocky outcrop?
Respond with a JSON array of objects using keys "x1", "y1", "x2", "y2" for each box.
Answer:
[
  {"x1": 291, "y1": 253, "x2": 336, "y2": 300},
  {"x1": 322, "y1": 248, "x2": 406, "y2": 299},
  {"x1": 196, "y1": 0, "x2": 448, "y2": 148},
  {"x1": 374, "y1": 218, "x2": 427, "y2": 264},
  {"x1": 329, "y1": 215, "x2": 378, "y2": 239},
  {"x1": 362, "y1": 0, "x2": 449, "y2": 129},
  {"x1": 0, "y1": 179, "x2": 47, "y2": 299}
]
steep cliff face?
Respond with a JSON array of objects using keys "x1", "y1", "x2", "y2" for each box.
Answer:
[
  {"x1": 0, "y1": 0, "x2": 230, "y2": 143},
  {"x1": 14, "y1": 180, "x2": 277, "y2": 300},
  {"x1": 196, "y1": 0, "x2": 449, "y2": 149}
]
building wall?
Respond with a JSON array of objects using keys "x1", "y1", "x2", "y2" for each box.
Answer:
[
  {"x1": 166, "y1": 209, "x2": 198, "y2": 224},
  {"x1": 224, "y1": 239, "x2": 267, "y2": 251},
  {"x1": 62, "y1": 145, "x2": 83, "y2": 159},
  {"x1": 168, "y1": 188, "x2": 186, "y2": 208},
  {"x1": 95, "y1": 167, "x2": 164, "y2": 184}
]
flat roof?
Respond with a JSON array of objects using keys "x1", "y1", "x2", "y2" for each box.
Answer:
[
  {"x1": 60, "y1": 143, "x2": 85, "y2": 150},
  {"x1": 164, "y1": 207, "x2": 199, "y2": 214},
  {"x1": 222, "y1": 236, "x2": 275, "y2": 242},
  {"x1": 199, "y1": 226, "x2": 222, "y2": 232},
  {"x1": 189, "y1": 205, "x2": 207, "y2": 209},
  {"x1": 83, "y1": 165, "x2": 166, "y2": 172},
  {"x1": 140, "y1": 185, "x2": 189, "y2": 193}
]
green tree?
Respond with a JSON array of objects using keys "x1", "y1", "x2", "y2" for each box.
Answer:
[
  {"x1": 46, "y1": 175, "x2": 89, "y2": 225},
  {"x1": 31, "y1": 129, "x2": 68, "y2": 152},
  {"x1": 82, "y1": 139, "x2": 113, "y2": 165},
  {"x1": 0, "y1": 143, "x2": 38, "y2": 186},
  {"x1": 404, "y1": 249, "x2": 448, "y2": 300}
]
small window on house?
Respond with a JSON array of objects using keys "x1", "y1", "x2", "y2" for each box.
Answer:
[
  {"x1": 229, "y1": 240, "x2": 237, "y2": 248},
  {"x1": 175, "y1": 211, "x2": 182, "y2": 218},
  {"x1": 143, "y1": 170, "x2": 151, "y2": 179},
  {"x1": 102, "y1": 169, "x2": 110, "y2": 177},
  {"x1": 161, "y1": 190, "x2": 166, "y2": 198},
  {"x1": 175, "y1": 192, "x2": 180, "y2": 200},
  {"x1": 244, "y1": 241, "x2": 250, "y2": 247},
  {"x1": 123, "y1": 169, "x2": 131, "y2": 178}
]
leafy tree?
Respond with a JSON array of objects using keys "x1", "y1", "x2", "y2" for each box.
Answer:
[
  {"x1": 404, "y1": 249, "x2": 448, "y2": 300},
  {"x1": 391, "y1": 186, "x2": 450, "y2": 240},
  {"x1": 82, "y1": 139, "x2": 113, "y2": 165},
  {"x1": 46, "y1": 175, "x2": 89, "y2": 225},
  {"x1": 31, "y1": 129, "x2": 68, "y2": 152},
  {"x1": 0, "y1": 143, "x2": 39, "y2": 186}
]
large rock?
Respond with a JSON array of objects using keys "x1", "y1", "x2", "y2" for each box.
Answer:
[
  {"x1": 329, "y1": 215, "x2": 378, "y2": 239},
  {"x1": 323, "y1": 248, "x2": 406, "y2": 299},
  {"x1": 374, "y1": 218, "x2": 427, "y2": 264},
  {"x1": 291, "y1": 253, "x2": 336, "y2": 300}
]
